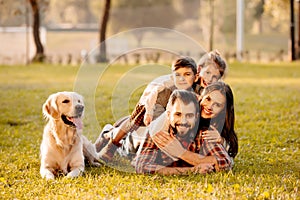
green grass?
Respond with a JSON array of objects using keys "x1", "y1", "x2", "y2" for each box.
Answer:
[{"x1": 0, "y1": 62, "x2": 299, "y2": 199}]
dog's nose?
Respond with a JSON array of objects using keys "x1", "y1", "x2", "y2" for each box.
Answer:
[{"x1": 75, "y1": 105, "x2": 84, "y2": 113}]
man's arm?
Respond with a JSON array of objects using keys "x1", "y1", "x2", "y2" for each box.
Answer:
[
  {"x1": 153, "y1": 131, "x2": 232, "y2": 171},
  {"x1": 180, "y1": 140, "x2": 232, "y2": 171},
  {"x1": 155, "y1": 163, "x2": 214, "y2": 175},
  {"x1": 136, "y1": 133, "x2": 215, "y2": 175},
  {"x1": 179, "y1": 151, "x2": 220, "y2": 171}
]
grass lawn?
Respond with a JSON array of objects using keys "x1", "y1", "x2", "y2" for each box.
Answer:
[{"x1": 0, "y1": 62, "x2": 299, "y2": 199}]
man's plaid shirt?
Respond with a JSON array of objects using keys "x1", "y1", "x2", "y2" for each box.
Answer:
[{"x1": 135, "y1": 126, "x2": 232, "y2": 174}]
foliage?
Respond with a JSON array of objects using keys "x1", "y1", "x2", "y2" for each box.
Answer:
[
  {"x1": 264, "y1": 0, "x2": 290, "y2": 32},
  {"x1": 47, "y1": 0, "x2": 95, "y2": 25},
  {"x1": 0, "y1": 0, "x2": 293, "y2": 35},
  {"x1": 0, "y1": 0, "x2": 49, "y2": 26},
  {"x1": 109, "y1": 0, "x2": 184, "y2": 46},
  {"x1": 0, "y1": 62, "x2": 299, "y2": 199},
  {"x1": 0, "y1": 0, "x2": 25, "y2": 26}
]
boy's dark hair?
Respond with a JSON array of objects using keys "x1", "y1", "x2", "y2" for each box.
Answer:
[
  {"x1": 167, "y1": 90, "x2": 199, "y2": 114},
  {"x1": 172, "y1": 56, "x2": 197, "y2": 75}
]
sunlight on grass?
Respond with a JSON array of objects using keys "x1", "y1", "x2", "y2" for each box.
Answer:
[{"x1": 0, "y1": 62, "x2": 299, "y2": 199}]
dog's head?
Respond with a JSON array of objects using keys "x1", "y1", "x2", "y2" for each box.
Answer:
[{"x1": 43, "y1": 92, "x2": 84, "y2": 129}]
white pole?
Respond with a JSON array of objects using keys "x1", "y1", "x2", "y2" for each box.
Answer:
[
  {"x1": 25, "y1": 0, "x2": 30, "y2": 65},
  {"x1": 236, "y1": 0, "x2": 244, "y2": 61}
]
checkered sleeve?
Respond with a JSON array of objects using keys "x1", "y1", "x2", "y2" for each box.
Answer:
[
  {"x1": 201, "y1": 140, "x2": 232, "y2": 171},
  {"x1": 135, "y1": 133, "x2": 160, "y2": 174}
]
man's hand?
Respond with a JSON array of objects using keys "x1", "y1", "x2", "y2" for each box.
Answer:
[
  {"x1": 202, "y1": 125, "x2": 222, "y2": 143},
  {"x1": 191, "y1": 163, "x2": 215, "y2": 174},
  {"x1": 152, "y1": 131, "x2": 186, "y2": 159}
]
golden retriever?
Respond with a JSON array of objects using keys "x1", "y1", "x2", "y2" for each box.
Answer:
[{"x1": 40, "y1": 91, "x2": 100, "y2": 180}]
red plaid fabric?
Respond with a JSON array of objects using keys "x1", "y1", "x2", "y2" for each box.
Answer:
[
  {"x1": 197, "y1": 129, "x2": 232, "y2": 171},
  {"x1": 135, "y1": 126, "x2": 232, "y2": 174},
  {"x1": 135, "y1": 127, "x2": 197, "y2": 174},
  {"x1": 127, "y1": 104, "x2": 146, "y2": 132}
]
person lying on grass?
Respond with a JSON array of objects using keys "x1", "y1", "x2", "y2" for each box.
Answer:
[
  {"x1": 134, "y1": 87, "x2": 230, "y2": 174},
  {"x1": 96, "y1": 51, "x2": 228, "y2": 162},
  {"x1": 96, "y1": 56, "x2": 199, "y2": 161},
  {"x1": 149, "y1": 81, "x2": 238, "y2": 168}
]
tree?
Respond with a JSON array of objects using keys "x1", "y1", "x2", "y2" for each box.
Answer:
[
  {"x1": 264, "y1": 0, "x2": 289, "y2": 31},
  {"x1": 290, "y1": 0, "x2": 296, "y2": 61},
  {"x1": 252, "y1": 0, "x2": 265, "y2": 34},
  {"x1": 28, "y1": 0, "x2": 46, "y2": 62},
  {"x1": 98, "y1": 0, "x2": 111, "y2": 62}
]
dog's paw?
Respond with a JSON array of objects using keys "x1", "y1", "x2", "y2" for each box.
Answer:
[
  {"x1": 41, "y1": 170, "x2": 55, "y2": 180},
  {"x1": 66, "y1": 169, "x2": 83, "y2": 178},
  {"x1": 45, "y1": 174, "x2": 55, "y2": 180}
]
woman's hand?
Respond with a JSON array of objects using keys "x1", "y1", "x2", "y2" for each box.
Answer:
[
  {"x1": 152, "y1": 131, "x2": 186, "y2": 158},
  {"x1": 144, "y1": 114, "x2": 153, "y2": 126},
  {"x1": 202, "y1": 125, "x2": 223, "y2": 143}
]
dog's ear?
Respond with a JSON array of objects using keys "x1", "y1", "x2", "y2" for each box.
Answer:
[{"x1": 43, "y1": 93, "x2": 59, "y2": 120}]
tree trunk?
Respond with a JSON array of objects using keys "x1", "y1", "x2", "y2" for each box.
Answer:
[
  {"x1": 290, "y1": 0, "x2": 296, "y2": 61},
  {"x1": 29, "y1": 0, "x2": 45, "y2": 62},
  {"x1": 99, "y1": 0, "x2": 111, "y2": 63},
  {"x1": 298, "y1": 0, "x2": 300, "y2": 59}
]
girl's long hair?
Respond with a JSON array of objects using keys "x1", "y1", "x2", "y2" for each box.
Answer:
[{"x1": 201, "y1": 81, "x2": 238, "y2": 158}]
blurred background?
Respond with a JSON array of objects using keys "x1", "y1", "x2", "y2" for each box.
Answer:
[{"x1": 0, "y1": 0, "x2": 298, "y2": 65}]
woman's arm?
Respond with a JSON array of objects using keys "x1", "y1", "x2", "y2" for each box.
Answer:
[{"x1": 202, "y1": 125, "x2": 224, "y2": 144}]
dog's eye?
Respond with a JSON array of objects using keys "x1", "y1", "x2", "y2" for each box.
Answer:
[{"x1": 62, "y1": 99, "x2": 70, "y2": 103}]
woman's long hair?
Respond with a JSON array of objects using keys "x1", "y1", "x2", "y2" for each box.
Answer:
[{"x1": 200, "y1": 81, "x2": 238, "y2": 158}]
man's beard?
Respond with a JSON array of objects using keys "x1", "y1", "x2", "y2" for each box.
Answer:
[
  {"x1": 176, "y1": 123, "x2": 190, "y2": 133},
  {"x1": 173, "y1": 123, "x2": 195, "y2": 139}
]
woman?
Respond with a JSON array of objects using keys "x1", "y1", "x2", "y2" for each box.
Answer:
[{"x1": 197, "y1": 80, "x2": 238, "y2": 158}]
